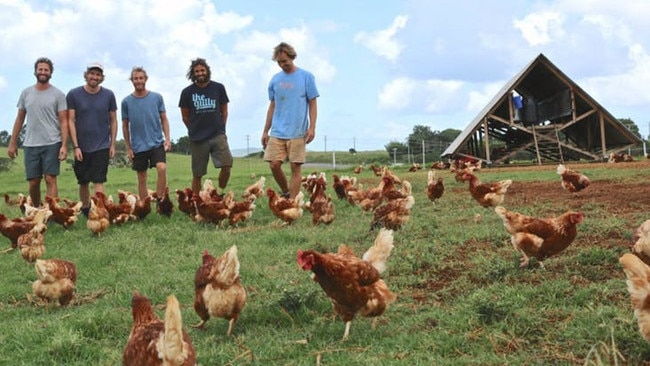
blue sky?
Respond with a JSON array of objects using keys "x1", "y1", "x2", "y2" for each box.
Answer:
[{"x1": 1, "y1": 0, "x2": 649, "y2": 153}]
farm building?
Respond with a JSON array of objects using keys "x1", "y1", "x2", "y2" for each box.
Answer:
[{"x1": 441, "y1": 53, "x2": 642, "y2": 165}]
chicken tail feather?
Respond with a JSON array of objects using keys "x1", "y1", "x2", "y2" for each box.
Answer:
[
  {"x1": 159, "y1": 294, "x2": 189, "y2": 364},
  {"x1": 362, "y1": 228, "x2": 394, "y2": 273}
]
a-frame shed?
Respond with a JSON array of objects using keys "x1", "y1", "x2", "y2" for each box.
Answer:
[{"x1": 441, "y1": 54, "x2": 642, "y2": 164}]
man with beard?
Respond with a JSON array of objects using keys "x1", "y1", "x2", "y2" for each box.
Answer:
[
  {"x1": 8, "y1": 57, "x2": 69, "y2": 207},
  {"x1": 67, "y1": 62, "x2": 118, "y2": 217},
  {"x1": 178, "y1": 58, "x2": 232, "y2": 195}
]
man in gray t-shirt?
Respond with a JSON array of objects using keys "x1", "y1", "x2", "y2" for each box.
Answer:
[{"x1": 8, "y1": 57, "x2": 69, "y2": 207}]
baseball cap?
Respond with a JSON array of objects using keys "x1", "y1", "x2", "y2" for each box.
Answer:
[{"x1": 87, "y1": 61, "x2": 104, "y2": 72}]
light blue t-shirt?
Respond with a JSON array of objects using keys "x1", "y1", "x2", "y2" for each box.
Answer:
[
  {"x1": 268, "y1": 68, "x2": 319, "y2": 139},
  {"x1": 121, "y1": 91, "x2": 166, "y2": 153}
]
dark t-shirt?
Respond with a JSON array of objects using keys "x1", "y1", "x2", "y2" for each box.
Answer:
[
  {"x1": 178, "y1": 81, "x2": 229, "y2": 142},
  {"x1": 67, "y1": 86, "x2": 117, "y2": 153}
]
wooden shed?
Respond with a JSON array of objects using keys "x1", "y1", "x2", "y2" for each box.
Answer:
[{"x1": 441, "y1": 54, "x2": 642, "y2": 164}]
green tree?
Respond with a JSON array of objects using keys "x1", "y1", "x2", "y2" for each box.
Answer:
[
  {"x1": 172, "y1": 136, "x2": 191, "y2": 155},
  {"x1": 618, "y1": 118, "x2": 642, "y2": 139},
  {"x1": 0, "y1": 131, "x2": 9, "y2": 147},
  {"x1": 384, "y1": 141, "x2": 407, "y2": 163}
]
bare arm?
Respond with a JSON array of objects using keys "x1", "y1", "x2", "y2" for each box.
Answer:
[
  {"x1": 7, "y1": 109, "x2": 26, "y2": 159},
  {"x1": 181, "y1": 108, "x2": 190, "y2": 128},
  {"x1": 160, "y1": 111, "x2": 171, "y2": 151},
  {"x1": 57, "y1": 109, "x2": 69, "y2": 161},
  {"x1": 122, "y1": 119, "x2": 133, "y2": 160},
  {"x1": 220, "y1": 103, "x2": 228, "y2": 125},
  {"x1": 109, "y1": 110, "x2": 117, "y2": 158},
  {"x1": 261, "y1": 100, "x2": 275, "y2": 149},
  {"x1": 305, "y1": 97, "x2": 317, "y2": 144},
  {"x1": 68, "y1": 109, "x2": 83, "y2": 161}
]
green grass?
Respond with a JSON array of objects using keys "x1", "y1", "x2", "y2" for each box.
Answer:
[{"x1": 0, "y1": 147, "x2": 648, "y2": 365}]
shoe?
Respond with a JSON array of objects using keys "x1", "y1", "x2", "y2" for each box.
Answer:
[
  {"x1": 281, "y1": 192, "x2": 290, "y2": 199},
  {"x1": 81, "y1": 207, "x2": 90, "y2": 218}
]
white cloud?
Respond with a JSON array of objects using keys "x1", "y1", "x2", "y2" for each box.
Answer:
[
  {"x1": 513, "y1": 11, "x2": 564, "y2": 46},
  {"x1": 354, "y1": 15, "x2": 408, "y2": 62}
]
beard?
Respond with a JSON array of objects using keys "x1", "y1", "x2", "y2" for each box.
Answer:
[{"x1": 36, "y1": 74, "x2": 51, "y2": 84}]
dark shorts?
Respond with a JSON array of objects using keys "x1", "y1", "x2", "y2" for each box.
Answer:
[
  {"x1": 132, "y1": 145, "x2": 166, "y2": 172},
  {"x1": 73, "y1": 148, "x2": 110, "y2": 185},
  {"x1": 190, "y1": 134, "x2": 233, "y2": 177},
  {"x1": 23, "y1": 142, "x2": 62, "y2": 180}
]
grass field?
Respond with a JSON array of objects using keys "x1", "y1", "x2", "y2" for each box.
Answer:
[{"x1": 1, "y1": 147, "x2": 650, "y2": 365}]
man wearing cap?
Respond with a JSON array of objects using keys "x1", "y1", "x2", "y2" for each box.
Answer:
[
  {"x1": 8, "y1": 57, "x2": 69, "y2": 207},
  {"x1": 67, "y1": 62, "x2": 118, "y2": 216}
]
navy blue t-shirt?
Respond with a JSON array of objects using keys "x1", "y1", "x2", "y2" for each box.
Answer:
[{"x1": 178, "y1": 81, "x2": 229, "y2": 142}]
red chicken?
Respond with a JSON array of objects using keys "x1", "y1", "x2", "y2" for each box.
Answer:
[
  {"x1": 154, "y1": 187, "x2": 174, "y2": 217},
  {"x1": 556, "y1": 164, "x2": 590, "y2": 193},
  {"x1": 96, "y1": 191, "x2": 135, "y2": 224},
  {"x1": 193, "y1": 246, "x2": 247, "y2": 336},
  {"x1": 381, "y1": 176, "x2": 410, "y2": 201},
  {"x1": 426, "y1": 170, "x2": 444, "y2": 203},
  {"x1": 369, "y1": 164, "x2": 383, "y2": 177},
  {"x1": 494, "y1": 206, "x2": 584, "y2": 268},
  {"x1": 44, "y1": 195, "x2": 82, "y2": 229},
  {"x1": 266, "y1": 188, "x2": 304, "y2": 225},
  {"x1": 122, "y1": 292, "x2": 197, "y2": 366},
  {"x1": 347, "y1": 179, "x2": 385, "y2": 212},
  {"x1": 296, "y1": 228, "x2": 396, "y2": 340},
  {"x1": 353, "y1": 165, "x2": 362, "y2": 174},
  {"x1": 32, "y1": 258, "x2": 77, "y2": 306},
  {"x1": 460, "y1": 172, "x2": 512, "y2": 208},
  {"x1": 4, "y1": 193, "x2": 27, "y2": 208}
]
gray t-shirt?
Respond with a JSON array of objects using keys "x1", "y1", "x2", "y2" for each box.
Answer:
[{"x1": 17, "y1": 85, "x2": 67, "y2": 147}]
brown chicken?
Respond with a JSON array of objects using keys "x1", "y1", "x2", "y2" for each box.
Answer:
[
  {"x1": 426, "y1": 170, "x2": 444, "y2": 203},
  {"x1": 87, "y1": 195, "x2": 110, "y2": 236},
  {"x1": 132, "y1": 194, "x2": 154, "y2": 220},
  {"x1": 408, "y1": 163, "x2": 422, "y2": 172},
  {"x1": 353, "y1": 165, "x2": 362, "y2": 174},
  {"x1": 194, "y1": 191, "x2": 233, "y2": 225},
  {"x1": 369, "y1": 164, "x2": 383, "y2": 177},
  {"x1": 155, "y1": 187, "x2": 174, "y2": 217},
  {"x1": 228, "y1": 195, "x2": 256, "y2": 227},
  {"x1": 97, "y1": 191, "x2": 136, "y2": 224},
  {"x1": 175, "y1": 188, "x2": 196, "y2": 218},
  {"x1": 296, "y1": 228, "x2": 396, "y2": 340},
  {"x1": 193, "y1": 246, "x2": 247, "y2": 336},
  {"x1": 494, "y1": 206, "x2": 584, "y2": 268},
  {"x1": 266, "y1": 188, "x2": 304, "y2": 225},
  {"x1": 340, "y1": 175, "x2": 359, "y2": 205},
  {"x1": 370, "y1": 195, "x2": 415, "y2": 231},
  {"x1": 556, "y1": 164, "x2": 590, "y2": 193},
  {"x1": 241, "y1": 176, "x2": 265, "y2": 200},
  {"x1": 382, "y1": 177, "x2": 410, "y2": 201},
  {"x1": 461, "y1": 172, "x2": 512, "y2": 208},
  {"x1": 4, "y1": 193, "x2": 27, "y2": 207},
  {"x1": 32, "y1": 258, "x2": 77, "y2": 306},
  {"x1": 332, "y1": 174, "x2": 347, "y2": 200},
  {"x1": 632, "y1": 220, "x2": 650, "y2": 263},
  {"x1": 620, "y1": 253, "x2": 650, "y2": 345},
  {"x1": 347, "y1": 179, "x2": 385, "y2": 212},
  {"x1": 304, "y1": 173, "x2": 335, "y2": 225},
  {"x1": 122, "y1": 292, "x2": 197, "y2": 366},
  {"x1": 17, "y1": 209, "x2": 51, "y2": 263},
  {"x1": 0, "y1": 207, "x2": 51, "y2": 251},
  {"x1": 44, "y1": 195, "x2": 82, "y2": 229}
]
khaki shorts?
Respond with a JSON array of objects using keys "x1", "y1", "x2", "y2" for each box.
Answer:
[{"x1": 263, "y1": 137, "x2": 306, "y2": 163}]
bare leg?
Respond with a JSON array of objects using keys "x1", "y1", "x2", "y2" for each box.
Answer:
[
  {"x1": 93, "y1": 182, "x2": 105, "y2": 195},
  {"x1": 289, "y1": 162, "x2": 303, "y2": 199},
  {"x1": 136, "y1": 170, "x2": 148, "y2": 200},
  {"x1": 44, "y1": 175, "x2": 58, "y2": 200},
  {"x1": 28, "y1": 178, "x2": 42, "y2": 207},
  {"x1": 192, "y1": 176, "x2": 202, "y2": 194},
  {"x1": 155, "y1": 162, "x2": 167, "y2": 198},
  {"x1": 269, "y1": 160, "x2": 289, "y2": 194},
  {"x1": 218, "y1": 166, "x2": 231, "y2": 192},
  {"x1": 79, "y1": 183, "x2": 91, "y2": 209}
]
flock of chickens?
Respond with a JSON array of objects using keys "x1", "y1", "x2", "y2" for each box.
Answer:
[{"x1": 3, "y1": 157, "x2": 650, "y2": 363}]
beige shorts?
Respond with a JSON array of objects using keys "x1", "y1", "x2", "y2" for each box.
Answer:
[{"x1": 263, "y1": 137, "x2": 306, "y2": 163}]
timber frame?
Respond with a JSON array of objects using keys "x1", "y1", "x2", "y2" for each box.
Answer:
[{"x1": 441, "y1": 54, "x2": 642, "y2": 164}]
